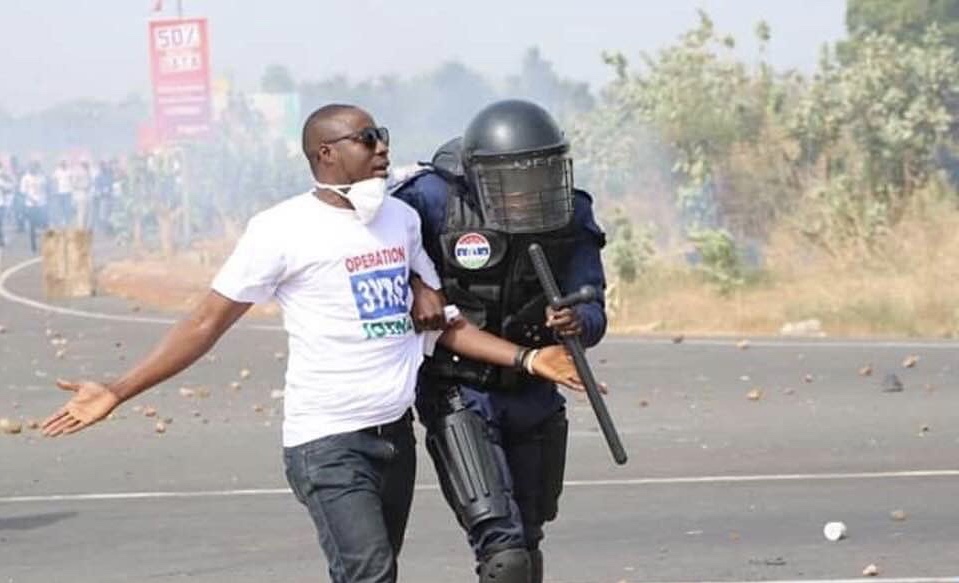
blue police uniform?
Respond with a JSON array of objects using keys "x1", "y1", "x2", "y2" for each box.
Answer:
[{"x1": 394, "y1": 169, "x2": 607, "y2": 564}]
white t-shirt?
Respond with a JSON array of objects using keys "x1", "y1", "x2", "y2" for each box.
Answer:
[
  {"x1": 20, "y1": 173, "x2": 47, "y2": 207},
  {"x1": 212, "y1": 192, "x2": 442, "y2": 447},
  {"x1": 53, "y1": 167, "x2": 72, "y2": 194}
]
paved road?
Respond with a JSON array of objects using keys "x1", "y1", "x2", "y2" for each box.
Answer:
[{"x1": 1, "y1": 239, "x2": 958, "y2": 582}]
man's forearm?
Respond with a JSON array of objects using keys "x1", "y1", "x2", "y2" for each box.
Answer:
[
  {"x1": 107, "y1": 318, "x2": 221, "y2": 402},
  {"x1": 107, "y1": 293, "x2": 249, "y2": 402},
  {"x1": 437, "y1": 318, "x2": 518, "y2": 368}
]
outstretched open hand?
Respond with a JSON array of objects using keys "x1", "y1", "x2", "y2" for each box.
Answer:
[
  {"x1": 41, "y1": 379, "x2": 121, "y2": 437},
  {"x1": 529, "y1": 345, "x2": 585, "y2": 391}
]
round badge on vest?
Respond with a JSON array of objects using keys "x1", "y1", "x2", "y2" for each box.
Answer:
[{"x1": 454, "y1": 232, "x2": 492, "y2": 269}]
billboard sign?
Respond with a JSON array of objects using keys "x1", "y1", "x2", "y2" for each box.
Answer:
[{"x1": 148, "y1": 18, "x2": 212, "y2": 142}]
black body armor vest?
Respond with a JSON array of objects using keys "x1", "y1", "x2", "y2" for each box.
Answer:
[{"x1": 421, "y1": 175, "x2": 578, "y2": 390}]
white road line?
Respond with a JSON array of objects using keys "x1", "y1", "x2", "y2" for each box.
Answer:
[
  {"x1": 4, "y1": 255, "x2": 959, "y2": 347},
  {"x1": 603, "y1": 335, "x2": 959, "y2": 349},
  {"x1": 637, "y1": 579, "x2": 959, "y2": 583},
  {"x1": 3, "y1": 256, "x2": 951, "y2": 415},
  {"x1": 0, "y1": 256, "x2": 282, "y2": 331},
  {"x1": 3, "y1": 469, "x2": 958, "y2": 504}
]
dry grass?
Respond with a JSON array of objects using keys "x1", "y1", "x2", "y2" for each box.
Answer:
[{"x1": 610, "y1": 196, "x2": 959, "y2": 338}]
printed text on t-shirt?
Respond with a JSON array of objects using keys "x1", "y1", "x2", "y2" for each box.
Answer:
[{"x1": 345, "y1": 246, "x2": 406, "y2": 273}]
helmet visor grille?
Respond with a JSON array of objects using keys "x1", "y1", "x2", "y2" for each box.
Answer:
[{"x1": 470, "y1": 154, "x2": 573, "y2": 234}]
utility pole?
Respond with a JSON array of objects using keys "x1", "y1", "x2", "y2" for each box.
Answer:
[{"x1": 177, "y1": 0, "x2": 190, "y2": 245}]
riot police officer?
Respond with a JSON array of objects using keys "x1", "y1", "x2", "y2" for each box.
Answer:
[{"x1": 393, "y1": 99, "x2": 608, "y2": 583}]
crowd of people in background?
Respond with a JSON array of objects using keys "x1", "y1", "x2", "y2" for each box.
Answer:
[{"x1": 0, "y1": 155, "x2": 125, "y2": 253}]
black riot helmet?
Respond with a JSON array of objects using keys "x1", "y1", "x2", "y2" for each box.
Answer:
[{"x1": 461, "y1": 99, "x2": 573, "y2": 233}]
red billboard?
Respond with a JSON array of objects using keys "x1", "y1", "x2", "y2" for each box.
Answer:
[{"x1": 148, "y1": 18, "x2": 212, "y2": 142}]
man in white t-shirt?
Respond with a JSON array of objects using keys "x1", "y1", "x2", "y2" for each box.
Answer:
[
  {"x1": 41, "y1": 104, "x2": 584, "y2": 583},
  {"x1": 52, "y1": 159, "x2": 73, "y2": 226},
  {"x1": 19, "y1": 162, "x2": 49, "y2": 253}
]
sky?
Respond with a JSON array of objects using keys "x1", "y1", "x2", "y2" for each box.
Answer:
[{"x1": 0, "y1": 0, "x2": 847, "y2": 115}]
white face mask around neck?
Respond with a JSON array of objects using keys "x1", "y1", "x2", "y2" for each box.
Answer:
[{"x1": 314, "y1": 176, "x2": 388, "y2": 224}]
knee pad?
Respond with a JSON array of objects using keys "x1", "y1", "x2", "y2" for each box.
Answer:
[
  {"x1": 427, "y1": 408, "x2": 512, "y2": 529},
  {"x1": 478, "y1": 547, "x2": 531, "y2": 583}
]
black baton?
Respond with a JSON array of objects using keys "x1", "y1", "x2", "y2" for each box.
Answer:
[{"x1": 528, "y1": 243, "x2": 628, "y2": 465}]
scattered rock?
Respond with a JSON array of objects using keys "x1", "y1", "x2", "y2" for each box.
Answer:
[
  {"x1": 26, "y1": 419, "x2": 40, "y2": 430},
  {"x1": 902, "y1": 354, "x2": 920, "y2": 368},
  {"x1": 143, "y1": 406, "x2": 158, "y2": 418},
  {"x1": 919, "y1": 424, "x2": 931, "y2": 435},
  {"x1": 862, "y1": 563, "x2": 879, "y2": 577},
  {"x1": 229, "y1": 381, "x2": 241, "y2": 391},
  {"x1": 779, "y1": 319, "x2": 824, "y2": 337},
  {"x1": 746, "y1": 388, "x2": 763, "y2": 401},
  {"x1": 672, "y1": 334, "x2": 685, "y2": 344},
  {"x1": 783, "y1": 387, "x2": 796, "y2": 396},
  {"x1": 0, "y1": 324, "x2": 6, "y2": 334},
  {"x1": 196, "y1": 387, "x2": 211, "y2": 398},
  {"x1": 191, "y1": 410, "x2": 202, "y2": 418},
  {"x1": 748, "y1": 557, "x2": 786, "y2": 567},
  {"x1": 270, "y1": 389, "x2": 285, "y2": 400},
  {"x1": 881, "y1": 373, "x2": 904, "y2": 393},
  {"x1": 823, "y1": 521, "x2": 847, "y2": 541},
  {"x1": 178, "y1": 387, "x2": 195, "y2": 398},
  {"x1": 274, "y1": 351, "x2": 286, "y2": 360},
  {"x1": 803, "y1": 373, "x2": 814, "y2": 383},
  {"x1": 890, "y1": 509, "x2": 907, "y2": 521},
  {"x1": 639, "y1": 400, "x2": 649, "y2": 408},
  {"x1": 0, "y1": 418, "x2": 23, "y2": 435},
  {"x1": 252, "y1": 404, "x2": 265, "y2": 413},
  {"x1": 131, "y1": 405, "x2": 144, "y2": 414},
  {"x1": 858, "y1": 364, "x2": 873, "y2": 376},
  {"x1": 163, "y1": 417, "x2": 174, "y2": 425},
  {"x1": 55, "y1": 349, "x2": 66, "y2": 360},
  {"x1": 736, "y1": 339, "x2": 750, "y2": 350},
  {"x1": 239, "y1": 368, "x2": 252, "y2": 380},
  {"x1": 131, "y1": 305, "x2": 141, "y2": 313},
  {"x1": 154, "y1": 421, "x2": 166, "y2": 434}
]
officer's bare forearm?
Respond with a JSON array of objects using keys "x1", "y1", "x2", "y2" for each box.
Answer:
[
  {"x1": 437, "y1": 318, "x2": 519, "y2": 367},
  {"x1": 107, "y1": 292, "x2": 251, "y2": 402}
]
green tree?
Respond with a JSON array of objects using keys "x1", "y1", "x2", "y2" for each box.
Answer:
[
  {"x1": 574, "y1": 11, "x2": 797, "y2": 240},
  {"x1": 261, "y1": 64, "x2": 297, "y2": 94},
  {"x1": 789, "y1": 28, "x2": 959, "y2": 252},
  {"x1": 847, "y1": 0, "x2": 959, "y2": 47}
]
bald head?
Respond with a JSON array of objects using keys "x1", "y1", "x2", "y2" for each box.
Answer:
[
  {"x1": 301, "y1": 103, "x2": 390, "y2": 184},
  {"x1": 302, "y1": 104, "x2": 365, "y2": 160}
]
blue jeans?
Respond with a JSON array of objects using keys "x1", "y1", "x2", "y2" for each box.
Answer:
[{"x1": 283, "y1": 411, "x2": 416, "y2": 583}]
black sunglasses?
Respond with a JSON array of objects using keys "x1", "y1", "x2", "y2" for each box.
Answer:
[{"x1": 324, "y1": 126, "x2": 390, "y2": 148}]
